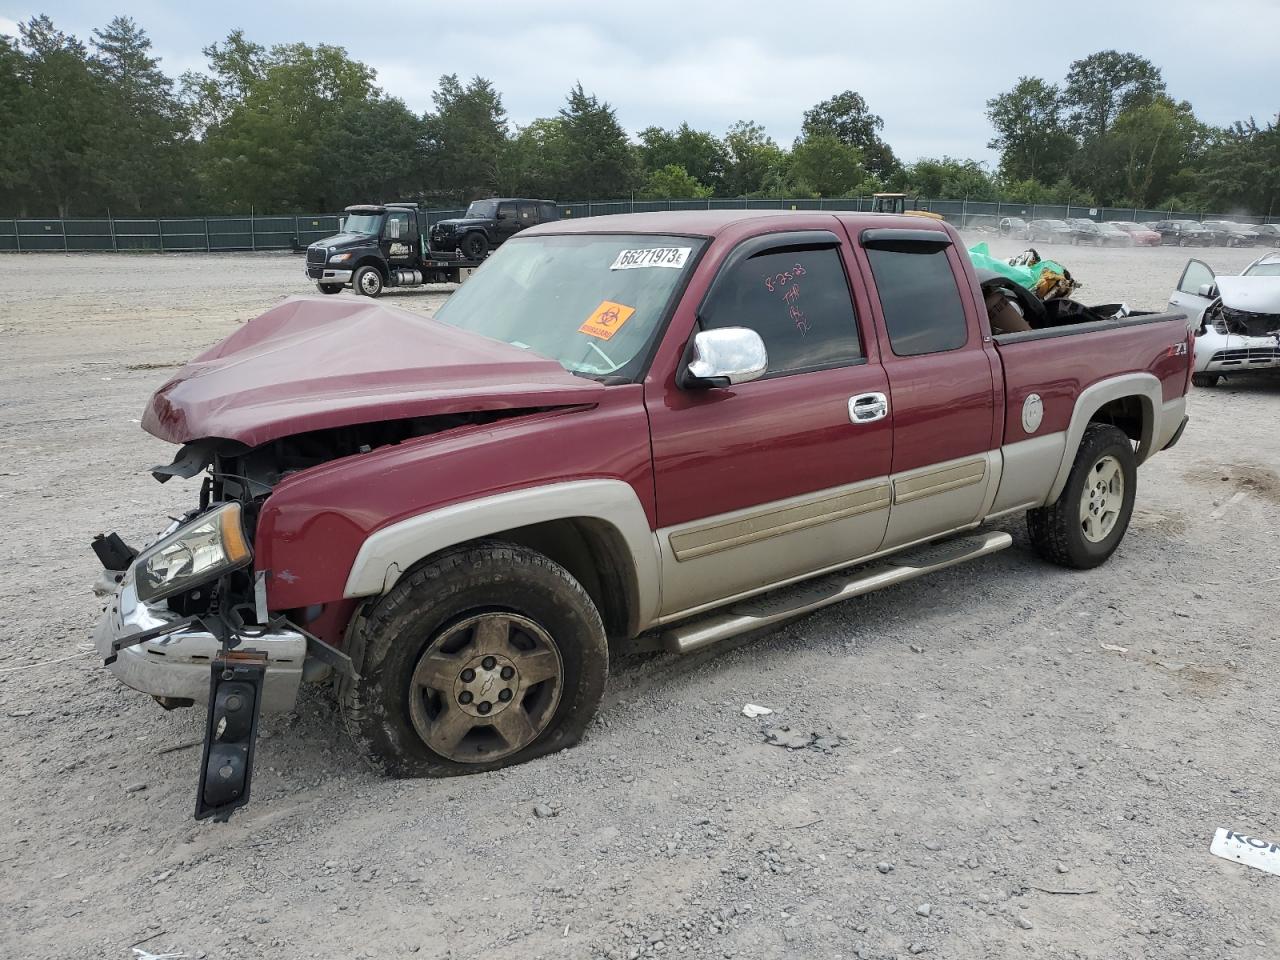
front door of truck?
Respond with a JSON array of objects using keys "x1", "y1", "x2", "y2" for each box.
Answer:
[
  {"x1": 646, "y1": 230, "x2": 893, "y2": 618},
  {"x1": 383, "y1": 210, "x2": 416, "y2": 266},
  {"x1": 855, "y1": 228, "x2": 998, "y2": 550}
]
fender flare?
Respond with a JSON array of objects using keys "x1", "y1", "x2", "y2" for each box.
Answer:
[
  {"x1": 342, "y1": 479, "x2": 661, "y2": 629},
  {"x1": 1046, "y1": 373, "x2": 1162, "y2": 504}
]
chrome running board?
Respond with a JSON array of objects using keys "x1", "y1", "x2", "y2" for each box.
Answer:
[{"x1": 661, "y1": 530, "x2": 1013, "y2": 655}]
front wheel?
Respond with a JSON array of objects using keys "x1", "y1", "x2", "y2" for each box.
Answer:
[
  {"x1": 341, "y1": 541, "x2": 609, "y2": 777},
  {"x1": 1192, "y1": 372, "x2": 1220, "y2": 388},
  {"x1": 317, "y1": 283, "x2": 342, "y2": 295},
  {"x1": 1027, "y1": 423, "x2": 1137, "y2": 570},
  {"x1": 461, "y1": 232, "x2": 490, "y2": 260},
  {"x1": 354, "y1": 265, "x2": 384, "y2": 297}
]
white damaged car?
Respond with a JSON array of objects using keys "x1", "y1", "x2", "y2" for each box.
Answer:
[{"x1": 1170, "y1": 252, "x2": 1280, "y2": 387}]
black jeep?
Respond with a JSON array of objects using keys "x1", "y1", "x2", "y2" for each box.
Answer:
[{"x1": 428, "y1": 198, "x2": 559, "y2": 259}]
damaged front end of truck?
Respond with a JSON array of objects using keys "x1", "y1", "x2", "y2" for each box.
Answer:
[{"x1": 91, "y1": 295, "x2": 605, "y2": 820}]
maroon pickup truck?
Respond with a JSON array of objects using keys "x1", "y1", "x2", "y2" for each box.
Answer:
[{"x1": 94, "y1": 211, "x2": 1192, "y2": 818}]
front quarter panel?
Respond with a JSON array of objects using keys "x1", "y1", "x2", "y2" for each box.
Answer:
[{"x1": 254, "y1": 388, "x2": 657, "y2": 617}]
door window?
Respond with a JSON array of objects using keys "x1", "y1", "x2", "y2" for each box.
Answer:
[
  {"x1": 385, "y1": 211, "x2": 410, "y2": 240},
  {"x1": 496, "y1": 202, "x2": 517, "y2": 222},
  {"x1": 700, "y1": 245, "x2": 862, "y2": 377},
  {"x1": 518, "y1": 200, "x2": 537, "y2": 223},
  {"x1": 866, "y1": 245, "x2": 969, "y2": 356},
  {"x1": 1177, "y1": 259, "x2": 1215, "y2": 295}
]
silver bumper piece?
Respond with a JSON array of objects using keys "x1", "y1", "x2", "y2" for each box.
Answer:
[
  {"x1": 307, "y1": 267, "x2": 353, "y2": 284},
  {"x1": 94, "y1": 575, "x2": 305, "y2": 712}
]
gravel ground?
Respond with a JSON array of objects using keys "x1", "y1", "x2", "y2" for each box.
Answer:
[{"x1": 1, "y1": 242, "x2": 1278, "y2": 960}]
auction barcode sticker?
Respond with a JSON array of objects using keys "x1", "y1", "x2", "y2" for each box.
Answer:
[{"x1": 610, "y1": 247, "x2": 691, "y2": 270}]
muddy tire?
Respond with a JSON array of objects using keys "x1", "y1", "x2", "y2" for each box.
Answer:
[
  {"x1": 317, "y1": 283, "x2": 342, "y2": 295},
  {"x1": 354, "y1": 265, "x2": 384, "y2": 297},
  {"x1": 1027, "y1": 423, "x2": 1137, "y2": 570},
  {"x1": 341, "y1": 540, "x2": 608, "y2": 778},
  {"x1": 1191, "y1": 372, "x2": 1220, "y2": 388}
]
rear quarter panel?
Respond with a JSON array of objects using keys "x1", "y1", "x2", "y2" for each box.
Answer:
[{"x1": 993, "y1": 315, "x2": 1191, "y2": 445}]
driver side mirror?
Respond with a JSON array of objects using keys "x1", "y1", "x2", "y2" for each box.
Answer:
[
  {"x1": 1197, "y1": 282, "x2": 1215, "y2": 298},
  {"x1": 683, "y1": 328, "x2": 768, "y2": 387}
]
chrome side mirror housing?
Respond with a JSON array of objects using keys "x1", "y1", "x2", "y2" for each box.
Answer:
[{"x1": 684, "y1": 327, "x2": 768, "y2": 387}]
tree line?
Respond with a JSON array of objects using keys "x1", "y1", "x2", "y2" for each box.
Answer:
[{"x1": 1, "y1": 15, "x2": 1275, "y2": 218}]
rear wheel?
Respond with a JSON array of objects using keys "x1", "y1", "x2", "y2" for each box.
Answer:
[
  {"x1": 341, "y1": 541, "x2": 609, "y2": 777},
  {"x1": 317, "y1": 283, "x2": 342, "y2": 295},
  {"x1": 354, "y1": 265, "x2": 383, "y2": 297},
  {"x1": 1027, "y1": 423, "x2": 1137, "y2": 570},
  {"x1": 1191, "y1": 372, "x2": 1220, "y2": 388},
  {"x1": 461, "y1": 232, "x2": 489, "y2": 260}
]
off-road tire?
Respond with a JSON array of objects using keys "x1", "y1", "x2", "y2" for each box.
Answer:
[
  {"x1": 353, "y1": 264, "x2": 384, "y2": 297},
  {"x1": 317, "y1": 283, "x2": 342, "y2": 295},
  {"x1": 341, "y1": 540, "x2": 608, "y2": 778},
  {"x1": 1191, "y1": 372, "x2": 1220, "y2": 388},
  {"x1": 1027, "y1": 423, "x2": 1137, "y2": 570},
  {"x1": 461, "y1": 232, "x2": 489, "y2": 260}
]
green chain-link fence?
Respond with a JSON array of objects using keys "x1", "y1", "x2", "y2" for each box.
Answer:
[{"x1": 1, "y1": 200, "x2": 1275, "y2": 252}]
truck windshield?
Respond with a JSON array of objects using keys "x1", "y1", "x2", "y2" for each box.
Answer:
[
  {"x1": 432, "y1": 233, "x2": 704, "y2": 380},
  {"x1": 465, "y1": 200, "x2": 498, "y2": 218},
  {"x1": 343, "y1": 214, "x2": 383, "y2": 235}
]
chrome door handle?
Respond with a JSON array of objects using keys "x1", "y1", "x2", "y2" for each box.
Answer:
[{"x1": 849, "y1": 392, "x2": 888, "y2": 423}]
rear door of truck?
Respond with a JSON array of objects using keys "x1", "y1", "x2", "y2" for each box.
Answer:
[{"x1": 846, "y1": 225, "x2": 1000, "y2": 550}]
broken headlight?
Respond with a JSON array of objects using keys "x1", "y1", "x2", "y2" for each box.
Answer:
[{"x1": 133, "y1": 502, "x2": 252, "y2": 603}]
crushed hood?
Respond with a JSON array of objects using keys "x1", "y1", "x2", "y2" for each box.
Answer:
[
  {"x1": 1218, "y1": 276, "x2": 1280, "y2": 315},
  {"x1": 142, "y1": 296, "x2": 604, "y2": 448}
]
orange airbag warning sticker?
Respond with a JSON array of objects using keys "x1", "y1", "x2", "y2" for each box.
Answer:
[{"x1": 579, "y1": 300, "x2": 636, "y2": 340}]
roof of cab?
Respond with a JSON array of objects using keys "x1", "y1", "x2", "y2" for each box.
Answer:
[{"x1": 522, "y1": 209, "x2": 949, "y2": 238}]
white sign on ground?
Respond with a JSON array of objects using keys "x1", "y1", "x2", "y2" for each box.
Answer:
[{"x1": 1210, "y1": 828, "x2": 1280, "y2": 877}]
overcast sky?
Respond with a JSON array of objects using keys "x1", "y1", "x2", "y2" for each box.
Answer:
[{"x1": 3, "y1": 1, "x2": 1277, "y2": 165}]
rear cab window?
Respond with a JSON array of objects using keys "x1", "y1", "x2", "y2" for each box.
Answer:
[{"x1": 864, "y1": 240, "x2": 969, "y2": 356}]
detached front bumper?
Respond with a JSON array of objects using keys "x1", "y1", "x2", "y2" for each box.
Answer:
[{"x1": 94, "y1": 573, "x2": 306, "y2": 712}]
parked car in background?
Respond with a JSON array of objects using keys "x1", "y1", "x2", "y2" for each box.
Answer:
[
  {"x1": 1151, "y1": 220, "x2": 1213, "y2": 246},
  {"x1": 1025, "y1": 219, "x2": 1074, "y2": 243},
  {"x1": 1253, "y1": 224, "x2": 1280, "y2": 247},
  {"x1": 1109, "y1": 222, "x2": 1162, "y2": 246},
  {"x1": 965, "y1": 215, "x2": 999, "y2": 233},
  {"x1": 1201, "y1": 221, "x2": 1260, "y2": 247},
  {"x1": 428, "y1": 198, "x2": 559, "y2": 260},
  {"x1": 998, "y1": 217, "x2": 1028, "y2": 238},
  {"x1": 1069, "y1": 221, "x2": 1131, "y2": 246},
  {"x1": 1170, "y1": 251, "x2": 1280, "y2": 387}
]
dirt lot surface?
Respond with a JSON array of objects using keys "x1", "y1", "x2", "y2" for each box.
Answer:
[{"x1": 2, "y1": 241, "x2": 1278, "y2": 960}]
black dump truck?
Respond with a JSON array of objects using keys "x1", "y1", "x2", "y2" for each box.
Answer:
[{"x1": 305, "y1": 203, "x2": 483, "y2": 297}]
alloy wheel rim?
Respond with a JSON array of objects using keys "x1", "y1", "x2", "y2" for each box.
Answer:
[
  {"x1": 360, "y1": 271, "x2": 380, "y2": 294},
  {"x1": 1079, "y1": 455, "x2": 1124, "y2": 543},
  {"x1": 408, "y1": 612, "x2": 563, "y2": 763}
]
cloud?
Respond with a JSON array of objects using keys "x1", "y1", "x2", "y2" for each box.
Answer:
[{"x1": 0, "y1": 14, "x2": 21, "y2": 37}]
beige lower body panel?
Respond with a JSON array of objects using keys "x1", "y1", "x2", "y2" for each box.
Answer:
[
  {"x1": 880, "y1": 452, "x2": 996, "y2": 550},
  {"x1": 986, "y1": 432, "x2": 1067, "y2": 517},
  {"x1": 657, "y1": 477, "x2": 891, "y2": 617}
]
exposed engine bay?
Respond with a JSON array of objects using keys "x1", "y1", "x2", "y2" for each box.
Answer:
[{"x1": 1203, "y1": 301, "x2": 1280, "y2": 338}]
